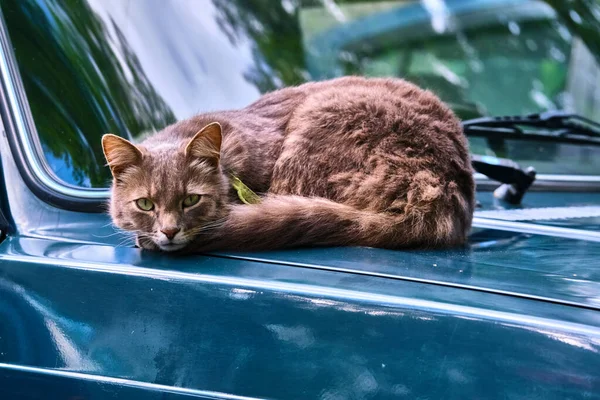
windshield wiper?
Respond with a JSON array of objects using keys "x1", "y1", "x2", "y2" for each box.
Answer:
[
  {"x1": 463, "y1": 111, "x2": 600, "y2": 204},
  {"x1": 462, "y1": 110, "x2": 600, "y2": 146},
  {"x1": 470, "y1": 155, "x2": 536, "y2": 205}
]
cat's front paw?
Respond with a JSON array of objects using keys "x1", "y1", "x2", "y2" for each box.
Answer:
[{"x1": 135, "y1": 235, "x2": 159, "y2": 251}]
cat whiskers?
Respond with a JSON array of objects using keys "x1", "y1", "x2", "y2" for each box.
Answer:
[
  {"x1": 183, "y1": 218, "x2": 228, "y2": 239},
  {"x1": 91, "y1": 222, "x2": 134, "y2": 239},
  {"x1": 115, "y1": 229, "x2": 154, "y2": 248},
  {"x1": 92, "y1": 230, "x2": 130, "y2": 239}
]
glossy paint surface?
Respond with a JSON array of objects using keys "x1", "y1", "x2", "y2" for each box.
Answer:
[
  {"x1": 222, "y1": 231, "x2": 600, "y2": 310},
  {"x1": 1, "y1": 236, "x2": 600, "y2": 399},
  {"x1": 0, "y1": 151, "x2": 600, "y2": 399},
  {"x1": 1, "y1": 129, "x2": 600, "y2": 399}
]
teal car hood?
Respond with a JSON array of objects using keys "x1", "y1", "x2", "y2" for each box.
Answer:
[
  {"x1": 2, "y1": 152, "x2": 600, "y2": 399},
  {"x1": 1, "y1": 223, "x2": 600, "y2": 399},
  {"x1": 217, "y1": 233, "x2": 600, "y2": 310},
  {"x1": 214, "y1": 191, "x2": 600, "y2": 310}
]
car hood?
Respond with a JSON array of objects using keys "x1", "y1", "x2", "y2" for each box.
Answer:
[
  {"x1": 2, "y1": 190, "x2": 599, "y2": 399},
  {"x1": 215, "y1": 191, "x2": 600, "y2": 310}
]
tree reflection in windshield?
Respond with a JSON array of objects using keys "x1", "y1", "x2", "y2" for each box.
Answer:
[
  {"x1": 544, "y1": 0, "x2": 600, "y2": 64},
  {"x1": 212, "y1": 0, "x2": 308, "y2": 92},
  {"x1": 2, "y1": 0, "x2": 176, "y2": 187},
  {"x1": 2, "y1": 0, "x2": 600, "y2": 188}
]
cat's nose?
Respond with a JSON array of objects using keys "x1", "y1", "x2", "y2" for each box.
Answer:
[{"x1": 160, "y1": 227, "x2": 180, "y2": 240}]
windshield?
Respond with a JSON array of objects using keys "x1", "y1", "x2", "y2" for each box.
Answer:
[{"x1": 2, "y1": 0, "x2": 600, "y2": 187}]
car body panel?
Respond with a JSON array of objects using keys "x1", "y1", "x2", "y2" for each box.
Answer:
[
  {"x1": 1, "y1": 236, "x2": 600, "y2": 399},
  {"x1": 220, "y1": 232, "x2": 600, "y2": 310},
  {"x1": 1, "y1": 120, "x2": 600, "y2": 398}
]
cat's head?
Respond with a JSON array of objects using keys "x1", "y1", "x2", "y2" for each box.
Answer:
[{"x1": 101, "y1": 122, "x2": 228, "y2": 251}]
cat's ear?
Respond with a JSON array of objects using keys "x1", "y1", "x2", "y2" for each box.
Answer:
[
  {"x1": 101, "y1": 134, "x2": 143, "y2": 177},
  {"x1": 184, "y1": 122, "x2": 222, "y2": 165}
]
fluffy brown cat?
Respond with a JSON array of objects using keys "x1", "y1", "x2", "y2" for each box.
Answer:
[{"x1": 102, "y1": 76, "x2": 475, "y2": 252}]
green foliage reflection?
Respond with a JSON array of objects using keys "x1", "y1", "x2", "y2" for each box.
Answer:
[{"x1": 1, "y1": 0, "x2": 176, "y2": 187}]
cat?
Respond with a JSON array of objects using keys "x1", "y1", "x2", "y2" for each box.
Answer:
[{"x1": 102, "y1": 76, "x2": 475, "y2": 253}]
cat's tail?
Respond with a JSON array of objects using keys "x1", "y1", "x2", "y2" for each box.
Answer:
[{"x1": 192, "y1": 190, "x2": 473, "y2": 252}]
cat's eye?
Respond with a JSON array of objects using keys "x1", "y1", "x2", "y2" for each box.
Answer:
[
  {"x1": 183, "y1": 194, "x2": 201, "y2": 208},
  {"x1": 135, "y1": 198, "x2": 154, "y2": 211}
]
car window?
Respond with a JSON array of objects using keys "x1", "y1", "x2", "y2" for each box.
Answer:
[{"x1": 2, "y1": 0, "x2": 600, "y2": 188}]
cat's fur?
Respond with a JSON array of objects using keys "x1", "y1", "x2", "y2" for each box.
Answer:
[{"x1": 102, "y1": 76, "x2": 475, "y2": 252}]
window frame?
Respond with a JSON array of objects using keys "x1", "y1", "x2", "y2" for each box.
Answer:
[{"x1": 0, "y1": 8, "x2": 108, "y2": 213}]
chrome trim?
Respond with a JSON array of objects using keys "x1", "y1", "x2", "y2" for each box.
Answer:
[
  {"x1": 0, "y1": 363, "x2": 265, "y2": 400},
  {"x1": 475, "y1": 173, "x2": 600, "y2": 191},
  {"x1": 472, "y1": 217, "x2": 600, "y2": 242},
  {"x1": 524, "y1": 174, "x2": 600, "y2": 182},
  {"x1": 475, "y1": 172, "x2": 600, "y2": 183},
  {"x1": 475, "y1": 206, "x2": 600, "y2": 221}
]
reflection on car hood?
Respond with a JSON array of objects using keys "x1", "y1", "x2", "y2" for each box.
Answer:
[{"x1": 215, "y1": 192, "x2": 600, "y2": 310}]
